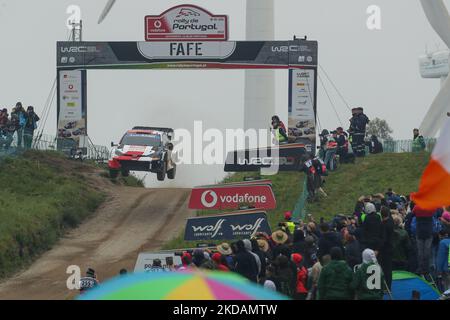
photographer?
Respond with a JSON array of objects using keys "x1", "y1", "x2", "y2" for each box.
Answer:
[{"x1": 23, "y1": 106, "x2": 40, "y2": 149}]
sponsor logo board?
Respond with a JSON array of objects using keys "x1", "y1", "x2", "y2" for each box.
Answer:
[{"x1": 184, "y1": 211, "x2": 271, "y2": 241}]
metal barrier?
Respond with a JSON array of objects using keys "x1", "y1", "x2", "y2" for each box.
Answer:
[
  {"x1": 382, "y1": 138, "x2": 436, "y2": 153},
  {"x1": 1, "y1": 132, "x2": 109, "y2": 161}
]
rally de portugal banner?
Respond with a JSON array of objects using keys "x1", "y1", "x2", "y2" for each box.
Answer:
[
  {"x1": 145, "y1": 4, "x2": 228, "y2": 41},
  {"x1": 184, "y1": 211, "x2": 271, "y2": 241},
  {"x1": 189, "y1": 184, "x2": 276, "y2": 210}
]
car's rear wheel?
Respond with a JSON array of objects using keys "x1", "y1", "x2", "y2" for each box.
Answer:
[
  {"x1": 110, "y1": 169, "x2": 119, "y2": 179},
  {"x1": 157, "y1": 162, "x2": 167, "y2": 181},
  {"x1": 121, "y1": 169, "x2": 130, "y2": 177},
  {"x1": 167, "y1": 164, "x2": 176, "y2": 180}
]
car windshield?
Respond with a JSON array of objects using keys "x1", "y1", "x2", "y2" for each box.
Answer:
[{"x1": 121, "y1": 134, "x2": 161, "y2": 147}]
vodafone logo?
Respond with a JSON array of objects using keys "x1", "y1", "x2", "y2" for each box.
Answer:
[
  {"x1": 154, "y1": 20, "x2": 162, "y2": 29},
  {"x1": 200, "y1": 190, "x2": 218, "y2": 208}
]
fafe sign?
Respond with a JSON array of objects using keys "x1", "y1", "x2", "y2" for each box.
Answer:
[
  {"x1": 145, "y1": 4, "x2": 229, "y2": 41},
  {"x1": 189, "y1": 184, "x2": 276, "y2": 210},
  {"x1": 184, "y1": 210, "x2": 271, "y2": 241}
]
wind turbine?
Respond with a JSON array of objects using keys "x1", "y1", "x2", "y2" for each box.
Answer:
[
  {"x1": 419, "y1": 0, "x2": 450, "y2": 137},
  {"x1": 98, "y1": 0, "x2": 116, "y2": 24}
]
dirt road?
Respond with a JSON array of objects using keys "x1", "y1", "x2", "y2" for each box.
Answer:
[{"x1": 0, "y1": 180, "x2": 192, "y2": 300}]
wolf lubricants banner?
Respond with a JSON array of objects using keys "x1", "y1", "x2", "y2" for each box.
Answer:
[
  {"x1": 184, "y1": 210, "x2": 271, "y2": 241},
  {"x1": 57, "y1": 70, "x2": 87, "y2": 150},
  {"x1": 189, "y1": 183, "x2": 276, "y2": 210}
]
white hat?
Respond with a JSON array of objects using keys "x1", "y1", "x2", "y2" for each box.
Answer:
[{"x1": 365, "y1": 202, "x2": 376, "y2": 214}]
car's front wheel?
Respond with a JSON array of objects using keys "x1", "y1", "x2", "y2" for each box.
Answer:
[
  {"x1": 109, "y1": 169, "x2": 119, "y2": 179},
  {"x1": 167, "y1": 164, "x2": 176, "y2": 180},
  {"x1": 156, "y1": 162, "x2": 167, "y2": 181}
]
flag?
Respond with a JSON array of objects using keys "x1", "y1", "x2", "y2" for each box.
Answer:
[{"x1": 411, "y1": 119, "x2": 450, "y2": 209}]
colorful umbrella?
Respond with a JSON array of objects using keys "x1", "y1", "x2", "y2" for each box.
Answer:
[{"x1": 78, "y1": 271, "x2": 288, "y2": 300}]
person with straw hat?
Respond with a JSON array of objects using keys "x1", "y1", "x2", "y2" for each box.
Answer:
[
  {"x1": 271, "y1": 230, "x2": 291, "y2": 260},
  {"x1": 216, "y1": 243, "x2": 234, "y2": 269}
]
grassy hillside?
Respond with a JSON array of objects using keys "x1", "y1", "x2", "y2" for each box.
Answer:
[
  {"x1": 164, "y1": 152, "x2": 430, "y2": 250},
  {"x1": 0, "y1": 150, "x2": 142, "y2": 279}
]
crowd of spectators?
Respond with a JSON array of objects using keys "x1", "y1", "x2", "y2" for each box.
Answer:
[
  {"x1": 0, "y1": 102, "x2": 40, "y2": 151},
  {"x1": 80, "y1": 191, "x2": 450, "y2": 300}
]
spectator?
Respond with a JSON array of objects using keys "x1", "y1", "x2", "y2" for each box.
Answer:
[
  {"x1": 291, "y1": 253, "x2": 308, "y2": 300},
  {"x1": 271, "y1": 116, "x2": 288, "y2": 144},
  {"x1": 273, "y1": 255, "x2": 295, "y2": 298},
  {"x1": 379, "y1": 206, "x2": 395, "y2": 289},
  {"x1": 351, "y1": 249, "x2": 385, "y2": 300},
  {"x1": 368, "y1": 135, "x2": 383, "y2": 154},
  {"x1": 317, "y1": 223, "x2": 343, "y2": 261},
  {"x1": 149, "y1": 259, "x2": 166, "y2": 272},
  {"x1": 234, "y1": 240, "x2": 258, "y2": 282},
  {"x1": 212, "y1": 253, "x2": 230, "y2": 272},
  {"x1": 192, "y1": 249, "x2": 206, "y2": 268},
  {"x1": 307, "y1": 254, "x2": 331, "y2": 300},
  {"x1": 271, "y1": 230, "x2": 291, "y2": 260},
  {"x1": 263, "y1": 264, "x2": 278, "y2": 291},
  {"x1": 317, "y1": 247, "x2": 354, "y2": 300},
  {"x1": 413, "y1": 206, "x2": 435, "y2": 275},
  {"x1": 79, "y1": 268, "x2": 99, "y2": 294},
  {"x1": 216, "y1": 243, "x2": 234, "y2": 268},
  {"x1": 11, "y1": 102, "x2": 26, "y2": 148},
  {"x1": 392, "y1": 215, "x2": 411, "y2": 271},
  {"x1": 23, "y1": 106, "x2": 39, "y2": 149},
  {"x1": 361, "y1": 202, "x2": 383, "y2": 251},
  {"x1": 436, "y1": 229, "x2": 450, "y2": 291},
  {"x1": 251, "y1": 239, "x2": 266, "y2": 281},
  {"x1": 412, "y1": 128, "x2": 426, "y2": 152},
  {"x1": 119, "y1": 269, "x2": 128, "y2": 276},
  {"x1": 344, "y1": 229, "x2": 362, "y2": 269}
]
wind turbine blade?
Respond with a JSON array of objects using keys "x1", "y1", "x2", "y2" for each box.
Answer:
[
  {"x1": 420, "y1": 75, "x2": 450, "y2": 137},
  {"x1": 98, "y1": 0, "x2": 117, "y2": 24},
  {"x1": 420, "y1": 0, "x2": 450, "y2": 48}
]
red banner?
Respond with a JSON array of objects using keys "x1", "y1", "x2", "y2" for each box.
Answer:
[{"x1": 189, "y1": 184, "x2": 276, "y2": 210}]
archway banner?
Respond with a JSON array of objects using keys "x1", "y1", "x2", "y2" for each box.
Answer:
[{"x1": 57, "y1": 40, "x2": 318, "y2": 70}]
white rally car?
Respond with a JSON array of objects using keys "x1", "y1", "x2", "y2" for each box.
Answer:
[{"x1": 108, "y1": 127, "x2": 176, "y2": 181}]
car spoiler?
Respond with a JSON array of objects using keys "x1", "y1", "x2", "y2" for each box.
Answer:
[{"x1": 132, "y1": 127, "x2": 174, "y2": 134}]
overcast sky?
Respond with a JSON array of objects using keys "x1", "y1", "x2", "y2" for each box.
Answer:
[{"x1": 0, "y1": 0, "x2": 446, "y2": 187}]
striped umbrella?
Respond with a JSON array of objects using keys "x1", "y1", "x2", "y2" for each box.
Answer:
[{"x1": 78, "y1": 270, "x2": 288, "y2": 300}]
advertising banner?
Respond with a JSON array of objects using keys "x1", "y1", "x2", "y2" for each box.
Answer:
[
  {"x1": 134, "y1": 253, "x2": 182, "y2": 272},
  {"x1": 184, "y1": 210, "x2": 271, "y2": 241},
  {"x1": 198, "y1": 180, "x2": 273, "y2": 188},
  {"x1": 224, "y1": 143, "x2": 308, "y2": 172},
  {"x1": 57, "y1": 70, "x2": 87, "y2": 149},
  {"x1": 288, "y1": 69, "x2": 317, "y2": 152},
  {"x1": 56, "y1": 40, "x2": 318, "y2": 70},
  {"x1": 189, "y1": 184, "x2": 276, "y2": 210},
  {"x1": 145, "y1": 5, "x2": 228, "y2": 41}
]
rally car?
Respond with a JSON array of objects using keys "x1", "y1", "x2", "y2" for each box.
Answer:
[{"x1": 108, "y1": 127, "x2": 176, "y2": 181}]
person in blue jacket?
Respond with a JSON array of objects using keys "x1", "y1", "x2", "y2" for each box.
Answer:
[{"x1": 436, "y1": 230, "x2": 450, "y2": 292}]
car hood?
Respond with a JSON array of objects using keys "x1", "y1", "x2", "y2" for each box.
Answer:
[{"x1": 118, "y1": 145, "x2": 158, "y2": 157}]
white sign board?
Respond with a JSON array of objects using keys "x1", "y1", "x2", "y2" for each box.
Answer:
[
  {"x1": 145, "y1": 4, "x2": 228, "y2": 41},
  {"x1": 288, "y1": 69, "x2": 317, "y2": 150},
  {"x1": 59, "y1": 70, "x2": 83, "y2": 121},
  {"x1": 134, "y1": 253, "x2": 183, "y2": 273}
]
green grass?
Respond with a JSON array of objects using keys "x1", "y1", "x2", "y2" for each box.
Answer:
[
  {"x1": 306, "y1": 152, "x2": 430, "y2": 220},
  {"x1": 163, "y1": 152, "x2": 430, "y2": 250},
  {"x1": 0, "y1": 150, "x2": 107, "y2": 278}
]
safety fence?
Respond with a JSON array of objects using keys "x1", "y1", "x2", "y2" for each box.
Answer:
[
  {"x1": 0, "y1": 133, "x2": 110, "y2": 161},
  {"x1": 382, "y1": 138, "x2": 436, "y2": 153}
]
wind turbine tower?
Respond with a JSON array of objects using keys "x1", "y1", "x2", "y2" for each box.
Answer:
[{"x1": 244, "y1": 0, "x2": 275, "y2": 138}]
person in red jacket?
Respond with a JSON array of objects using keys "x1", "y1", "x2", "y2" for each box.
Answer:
[
  {"x1": 212, "y1": 253, "x2": 230, "y2": 272},
  {"x1": 291, "y1": 253, "x2": 308, "y2": 300}
]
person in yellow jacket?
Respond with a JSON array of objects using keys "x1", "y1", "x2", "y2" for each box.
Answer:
[
  {"x1": 284, "y1": 211, "x2": 296, "y2": 234},
  {"x1": 272, "y1": 116, "x2": 288, "y2": 144}
]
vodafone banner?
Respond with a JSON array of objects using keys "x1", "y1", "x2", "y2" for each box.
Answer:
[{"x1": 189, "y1": 184, "x2": 276, "y2": 210}]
